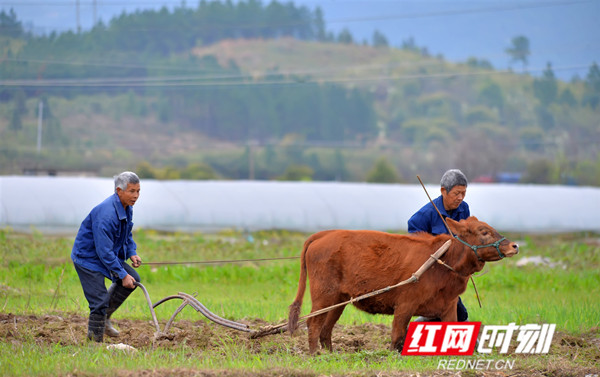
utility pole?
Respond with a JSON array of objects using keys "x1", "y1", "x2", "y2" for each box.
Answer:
[
  {"x1": 76, "y1": 0, "x2": 81, "y2": 33},
  {"x1": 93, "y1": 0, "x2": 97, "y2": 27},
  {"x1": 248, "y1": 140, "x2": 257, "y2": 180},
  {"x1": 37, "y1": 101, "x2": 43, "y2": 153}
]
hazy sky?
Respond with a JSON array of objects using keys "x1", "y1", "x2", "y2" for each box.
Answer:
[{"x1": 2, "y1": 0, "x2": 598, "y2": 80}]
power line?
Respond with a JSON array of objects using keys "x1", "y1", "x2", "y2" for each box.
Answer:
[
  {"x1": 3, "y1": 36, "x2": 596, "y2": 73},
  {"x1": 2, "y1": 0, "x2": 591, "y2": 30},
  {"x1": 0, "y1": 63, "x2": 592, "y2": 88},
  {"x1": 0, "y1": 1, "x2": 179, "y2": 6},
  {"x1": 0, "y1": 55, "x2": 449, "y2": 80},
  {"x1": 2, "y1": 135, "x2": 598, "y2": 156},
  {"x1": 1, "y1": 0, "x2": 589, "y2": 9},
  {"x1": 2, "y1": 0, "x2": 594, "y2": 78},
  {"x1": 326, "y1": 0, "x2": 593, "y2": 24}
]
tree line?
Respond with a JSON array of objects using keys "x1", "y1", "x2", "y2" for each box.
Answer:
[
  {"x1": 1, "y1": 1, "x2": 324, "y2": 54},
  {"x1": 1, "y1": 3, "x2": 380, "y2": 143}
]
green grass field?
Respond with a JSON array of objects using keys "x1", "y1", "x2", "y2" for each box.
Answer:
[{"x1": 1, "y1": 228, "x2": 599, "y2": 376}]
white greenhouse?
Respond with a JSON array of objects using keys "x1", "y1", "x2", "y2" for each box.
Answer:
[{"x1": 0, "y1": 176, "x2": 599, "y2": 234}]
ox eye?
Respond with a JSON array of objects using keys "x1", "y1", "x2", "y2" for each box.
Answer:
[{"x1": 481, "y1": 230, "x2": 489, "y2": 236}]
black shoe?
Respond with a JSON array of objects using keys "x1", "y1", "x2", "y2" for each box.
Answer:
[
  {"x1": 87, "y1": 313, "x2": 105, "y2": 342},
  {"x1": 104, "y1": 319, "x2": 120, "y2": 337}
]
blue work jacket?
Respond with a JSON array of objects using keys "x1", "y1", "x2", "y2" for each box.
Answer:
[
  {"x1": 408, "y1": 195, "x2": 470, "y2": 235},
  {"x1": 71, "y1": 193, "x2": 137, "y2": 280}
]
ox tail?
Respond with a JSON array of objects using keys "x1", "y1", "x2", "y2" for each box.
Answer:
[{"x1": 288, "y1": 233, "x2": 318, "y2": 335}]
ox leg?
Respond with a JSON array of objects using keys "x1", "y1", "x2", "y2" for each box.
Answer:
[
  {"x1": 319, "y1": 305, "x2": 345, "y2": 352},
  {"x1": 439, "y1": 300, "x2": 458, "y2": 322},
  {"x1": 307, "y1": 313, "x2": 328, "y2": 354},
  {"x1": 390, "y1": 312, "x2": 412, "y2": 352}
]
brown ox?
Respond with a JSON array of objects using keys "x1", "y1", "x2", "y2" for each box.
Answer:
[{"x1": 288, "y1": 216, "x2": 519, "y2": 353}]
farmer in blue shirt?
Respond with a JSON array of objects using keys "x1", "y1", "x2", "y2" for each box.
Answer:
[
  {"x1": 71, "y1": 171, "x2": 142, "y2": 342},
  {"x1": 408, "y1": 169, "x2": 470, "y2": 322}
]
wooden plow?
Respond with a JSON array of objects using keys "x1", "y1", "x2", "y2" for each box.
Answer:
[{"x1": 135, "y1": 239, "x2": 452, "y2": 340}]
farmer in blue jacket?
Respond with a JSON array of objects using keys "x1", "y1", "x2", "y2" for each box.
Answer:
[
  {"x1": 71, "y1": 171, "x2": 142, "y2": 342},
  {"x1": 408, "y1": 169, "x2": 470, "y2": 322}
]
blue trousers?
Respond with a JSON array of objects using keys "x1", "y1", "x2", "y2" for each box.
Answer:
[
  {"x1": 457, "y1": 296, "x2": 469, "y2": 321},
  {"x1": 74, "y1": 262, "x2": 140, "y2": 316}
]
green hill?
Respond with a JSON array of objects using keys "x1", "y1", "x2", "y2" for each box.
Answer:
[{"x1": 1, "y1": 5, "x2": 599, "y2": 185}]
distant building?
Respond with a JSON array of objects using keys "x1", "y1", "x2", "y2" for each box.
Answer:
[
  {"x1": 473, "y1": 172, "x2": 522, "y2": 184},
  {"x1": 22, "y1": 168, "x2": 99, "y2": 177},
  {"x1": 496, "y1": 172, "x2": 522, "y2": 184}
]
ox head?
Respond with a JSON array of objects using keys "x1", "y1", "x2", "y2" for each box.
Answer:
[{"x1": 446, "y1": 216, "x2": 519, "y2": 262}]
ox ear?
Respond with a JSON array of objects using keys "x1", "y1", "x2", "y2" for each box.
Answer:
[{"x1": 446, "y1": 218, "x2": 467, "y2": 235}]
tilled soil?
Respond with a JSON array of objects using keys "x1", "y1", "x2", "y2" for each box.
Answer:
[
  {"x1": 1, "y1": 313, "x2": 599, "y2": 377},
  {"x1": 0, "y1": 312, "x2": 391, "y2": 352}
]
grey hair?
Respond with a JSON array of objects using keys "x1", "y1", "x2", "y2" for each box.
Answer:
[
  {"x1": 440, "y1": 169, "x2": 468, "y2": 192},
  {"x1": 114, "y1": 171, "x2": 140, "y2": 191}
]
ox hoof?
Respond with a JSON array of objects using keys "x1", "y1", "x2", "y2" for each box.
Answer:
[{"x1": 391, "y1": 340, "x2": 405, "y2": 352}]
